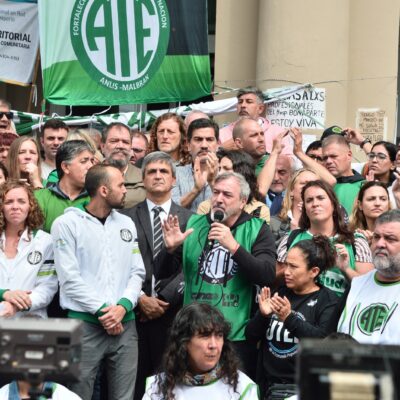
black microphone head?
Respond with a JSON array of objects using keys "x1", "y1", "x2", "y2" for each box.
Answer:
[{"x1": 213, "y1": 210, "x2": 224, "y2": 222}]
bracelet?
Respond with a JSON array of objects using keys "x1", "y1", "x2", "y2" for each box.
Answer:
[{"x1": 359, "y1": 138, "x2": 371, "y2": 149}]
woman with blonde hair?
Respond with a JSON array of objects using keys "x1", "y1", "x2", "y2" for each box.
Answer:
[{"x1": 6, "y1": 136, "x2": 43, "y2": 189}]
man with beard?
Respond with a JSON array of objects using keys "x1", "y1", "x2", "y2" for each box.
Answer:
[
  {"x1": 158, "y1": 172, "x2": 276, "y2": 379},
  {"x1": 101, "y1": 122, "x2": 146, "y2": 208},
  {"x1": 172, "y1": 118, "x2": 219, "y2": 212},
  {"x1": 51, "y1": 164, "x2": 145, "y2": 400},
  {"x1": 335, "y1": 209, "x2": 400, "y2": 344}
]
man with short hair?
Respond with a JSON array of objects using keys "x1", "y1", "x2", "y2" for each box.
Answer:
[
  {"x1": 52, "y1": 164, "x2": 145, "y2": 400},
  {"x1": 160, "y1": 172, "x2": 276, "y2": 378},
  {"x1": 336, "y1": 209, "x2": 400, "y2": 344},
  {"x1": 172, "y1": 118, "x2": 219, "y2": 212},
  {"x1": 322, "y1": 134, "x2": 364, "y2": 215},
  {"x1": 0, "y1": 99, "x2": 14, "y2": 135},
  {"x1": 35, "y1": 140, "x2": 94, "y2": 233},
  {"x1": 101, "y1": 122, "x2": 145, "y2": 208},
  {"x1": 130, "y1": 131, "x2": 148, "y2": 165},
  {"x1": 305, "y1": 140, "x2": 323, "y2": 163},
  {"x1": 121, "y1": 151, "x2": 192, "y2": 400},
  {"x1": 219, "y1": 87, "x2": 292, "y2": 156},
  {"x1": 233, "y1": 117, "x2": 269, "y2": 175},
  {"x1": 40, "y1": 119, "x2": 69, "y2": 180}
]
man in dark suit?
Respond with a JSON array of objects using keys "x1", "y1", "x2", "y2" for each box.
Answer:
[{"x1": 121, "y1": 151, "x2": 192, "y2": 400}]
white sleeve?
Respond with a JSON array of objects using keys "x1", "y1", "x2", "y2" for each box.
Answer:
[
  {"x1": 29, "y1": 237, "x2": 58, "y2": 312},
  {"x1": 51, "y1": 218, "x2": 105, "y2": 314},
  {"x1": 120, "y1": 226, "x2": 145, "y2": 308},
  {"x1": 241, "y1": 383, "x2": 260, "y2": 400}
]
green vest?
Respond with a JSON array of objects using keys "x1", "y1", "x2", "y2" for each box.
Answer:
[
  {"x1": 183, "y1": 214, "x2": 264, "y2": 341},
  {"x1": 289, "y1": 230, "x2": 357, "y2": 296},
  {"x1": 334, "y1": 180, "x2": 364, "y2": 215}
]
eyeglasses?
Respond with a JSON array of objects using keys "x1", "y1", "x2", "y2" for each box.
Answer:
[
  {"x1": 368, "y1": 152, "x2": 388, "y2": 161},
  {"x1": 0, "y1": 112, "x2": 13, "y2": 120},
  {"x1": 132, "y1": 147, "x2": 146, "y2": 154},
  {"x1": 308, "y1": 154, "x2": 323, "y2": 162}
]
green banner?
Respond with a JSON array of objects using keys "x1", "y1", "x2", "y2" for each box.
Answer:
[{"x1": 38, "y1": 0, "x2": 211, "y2": 105}]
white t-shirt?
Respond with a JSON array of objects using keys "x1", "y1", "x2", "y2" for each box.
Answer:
[
  {"x1": 338, "y1": 270, "x2": 400, "y2": 344},
  {"x1": 143, "y1": 371, "x2": 258, "y2": 400},
  {"x1": 0, "y1": 382, "x2": 82, "y2": 399},
  {"x1": 41, "y1": 161, "x2": 55, "y2": 181}
]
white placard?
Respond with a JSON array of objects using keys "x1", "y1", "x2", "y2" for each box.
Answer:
[
  {"x1": 267, "y1": 88, "x2": 325, "y2": 130},
  {"x1": 0, "y1": 1, "x2": 39, "y2": 85}
]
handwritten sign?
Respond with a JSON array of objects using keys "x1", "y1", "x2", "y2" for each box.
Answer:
[
  {"x1": 356, "y1": 108, "x2": 387, "y2": 143},
  {"x1": 267, "y1": 88, "x2": 325, "y2": 130}
]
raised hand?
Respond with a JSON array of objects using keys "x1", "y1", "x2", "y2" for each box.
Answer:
[
  {"x1": 335, "y1": 243, "x2": 350, "y2": 272},
  {"x1": 270, "y1": 294, "x2": 292, "y2": 321},
  {"x1": 258, "y1": 286, "x2": 274, "y2": 317},
  {"x1": 161, "y1": 215, "x2": 194, "y2": 252}
]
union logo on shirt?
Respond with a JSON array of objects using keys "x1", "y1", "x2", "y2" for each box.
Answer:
[
  {"x1": 199, "y1": 243, "x2": 238, "y2": 284},
  {"x1": 27, "y1": 251, "x2": 43, "y2": 265},
  {"x1": 120, "y1": 229, "x2": 133, "y2": 242},
  {"x1": 357, "y1": 302, "x2": 398, "y2": 336}
]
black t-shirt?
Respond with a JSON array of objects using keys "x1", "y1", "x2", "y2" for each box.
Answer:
[{"x1": 246, "y1": 285, "x2": 338, "y2": 385}]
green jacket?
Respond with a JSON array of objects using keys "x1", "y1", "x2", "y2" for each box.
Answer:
[{"x1": 35, "y1": 184, "x2": 89, "y2": 233}]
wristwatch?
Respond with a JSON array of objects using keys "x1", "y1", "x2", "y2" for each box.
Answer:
[{"x1": 359, "y1": 138, "x2": 371, "y2": 149}]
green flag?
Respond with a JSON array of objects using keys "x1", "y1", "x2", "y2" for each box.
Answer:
[{"x1": 38, "y1": 0, "x2": 211, "y2": 105}]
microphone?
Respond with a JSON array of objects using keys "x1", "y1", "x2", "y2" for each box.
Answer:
[{"x1": 208, "y1": 210, "x2": 225, "y2": 248}]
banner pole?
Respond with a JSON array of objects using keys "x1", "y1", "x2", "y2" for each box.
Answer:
[{"x1": 27, "y1": 50, "x2": 41, "y2": 113}]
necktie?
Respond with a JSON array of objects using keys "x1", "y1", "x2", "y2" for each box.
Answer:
[{"x1": 152, "y1": 206, "x2": 164, "y2": 259}]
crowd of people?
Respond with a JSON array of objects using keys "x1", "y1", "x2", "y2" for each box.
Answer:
[{"x1": 0, "y1": 87, "x2": 400, "y2": 400}]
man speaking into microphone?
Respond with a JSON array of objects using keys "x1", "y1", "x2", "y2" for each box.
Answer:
[{"x1": 158, "y1": 172, "x2": 276, "y2": 378}]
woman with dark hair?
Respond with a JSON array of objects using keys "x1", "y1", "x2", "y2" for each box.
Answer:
[
  {"x1": 147, "y1": 112, "x2": 190, "y2": 166},
  {"x1": 197, "y1": 149, "x2": 270, "y2": 223},
  {"x1": 365, "y1": 141, "x2": 397, "y2": 185},
  {"x1": 0, "y1": 181, "x2": 56, "y2": 318},
  {"x1": 143, "y1": 303, "x2": 258, "y2": 400},
  {"x1": 349, "y1": 181, "x2": 390, "y2": 243},
  {"x1": 6, "y1": 136, "x2": 43, "y2": 188},
  {"x1": 276, "y1": 180, "x2": 373, "y2": 296},
  {"x1": 246, "y1": 235, "x2": 339, "y2": 399}
]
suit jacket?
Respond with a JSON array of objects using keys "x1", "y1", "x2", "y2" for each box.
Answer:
[{"x1": 121, "y1": 200, "x2": 193, "y2": 298}]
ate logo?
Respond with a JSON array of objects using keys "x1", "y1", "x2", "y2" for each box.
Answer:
[
  {"x1": 70, "y1": 0, "x2": 170, "y2": 91},
  {"x1": 199, "y1": 244, "x2": 238, "y2": 285},
  {"x1": 357, "y1": 303, "x2": 397, "y2": 336}
]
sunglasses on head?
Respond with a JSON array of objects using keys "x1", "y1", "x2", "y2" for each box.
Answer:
[{"x1": 0, "y1": 112, "x2": 13, "y2": 120}]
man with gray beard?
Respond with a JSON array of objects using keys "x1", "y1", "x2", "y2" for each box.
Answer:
[
  {"x1": 335, "y1": 209, "x2": 400, "y2": 344},
  {"x1": 101, "y1": 122, "x2": 146, "y2": 208}
]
